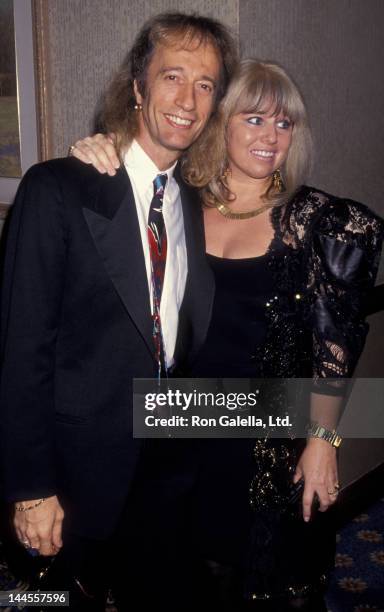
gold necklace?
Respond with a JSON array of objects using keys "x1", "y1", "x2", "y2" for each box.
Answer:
[{"x1": 215, "y1": 201, "x2": 274, "y2": 220}]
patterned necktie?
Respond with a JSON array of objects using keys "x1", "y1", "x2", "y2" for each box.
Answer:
[{"x1": 148, "y1": 174, "x2": 168, "y2": 376}]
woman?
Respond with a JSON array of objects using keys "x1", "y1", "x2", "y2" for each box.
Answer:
[{"x1": 71, "y1": 60, "x2": 383, "y2": 610}]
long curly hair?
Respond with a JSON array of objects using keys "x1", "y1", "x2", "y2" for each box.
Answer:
[{"x1": 97, "y1": 12, "x2": 238, "y2": 160}]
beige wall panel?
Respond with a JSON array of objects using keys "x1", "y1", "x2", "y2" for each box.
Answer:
[
  {"x1": 239, "y1": 0, "x2": 384, "y2": 217},
  {"x1": 45, "y1": 0, "x2": 238, "y2": 158},
  {"x1": 339, "y1": 310, "x2": 384, "y2": 484}
]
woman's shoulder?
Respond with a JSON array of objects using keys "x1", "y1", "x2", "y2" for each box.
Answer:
[{"x1": 285, "y1": 185, "x2": 384, "y2": 246}]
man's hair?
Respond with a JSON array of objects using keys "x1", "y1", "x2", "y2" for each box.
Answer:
[{"x1": 97, "y1": 12, "x2": 238, "y2": 157}]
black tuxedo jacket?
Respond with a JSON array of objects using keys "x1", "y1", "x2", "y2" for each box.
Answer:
[{"x1": 0, "y1": 157, "x2": 214, "y2": 538}]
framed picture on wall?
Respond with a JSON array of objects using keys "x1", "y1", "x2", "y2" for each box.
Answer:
[{"x1": 0, "y1": 0, "x2": 39, "y2": 211}]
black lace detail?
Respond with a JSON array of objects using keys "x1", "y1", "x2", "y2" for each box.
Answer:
[{"x1": 255, "y1": 186, "x2": 384, "y2": 392}]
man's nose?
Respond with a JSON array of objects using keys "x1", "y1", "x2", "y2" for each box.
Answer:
[{"x1": 175, "y1": 83, "x2": 196, "y2": 112}]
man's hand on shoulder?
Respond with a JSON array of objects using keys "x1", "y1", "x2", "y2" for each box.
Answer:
[
  {"x1": 70, "y1": 133, "x2": 120, "y2": 176},
  {"x1": 14, "y1": 495, "x2": 64, "y2": 556}
]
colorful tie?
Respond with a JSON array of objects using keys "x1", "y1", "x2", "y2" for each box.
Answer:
[{"x1": 148, "y1": 174, "x2": 168, "y2": 376}]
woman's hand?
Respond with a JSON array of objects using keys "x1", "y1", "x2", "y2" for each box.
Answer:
[
  {"x1": 293, "y1": 437, "x2": 339, "y2": 522},
  {"x1": 70, "y1": 133, "x2": 120, "y2": 176}
]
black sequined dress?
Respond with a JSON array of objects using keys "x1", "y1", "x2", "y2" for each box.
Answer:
[{"x1": 190, "y1": 186, "x2": 384, "y2": 600}]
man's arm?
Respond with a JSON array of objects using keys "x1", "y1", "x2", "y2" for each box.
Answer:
[{"x1": 0, "y1": 164, "x2": 67, "y2": 554}]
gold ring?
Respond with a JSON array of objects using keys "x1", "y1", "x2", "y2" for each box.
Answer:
[
  {"x1": 327, "y1": 483, "x2": 340, "y2": 495},
  {"x1": 68, "y1": 144, "x2": 75, "y2": 156}
]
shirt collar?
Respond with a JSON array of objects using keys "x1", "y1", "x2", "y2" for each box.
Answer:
[{"x1": 123, "y1": 139, "x2": 177, "y2": 194}]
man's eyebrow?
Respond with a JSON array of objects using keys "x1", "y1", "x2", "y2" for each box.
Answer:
[
  {"x1": 159, "y1": 66, "x2": 184, "y2": 73},
  {"x1": 159, "y1": 67, "x2": 217, "y2": 86}
]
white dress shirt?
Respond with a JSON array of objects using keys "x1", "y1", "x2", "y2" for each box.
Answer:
[{"x1": 124, "y1": 140, "x2": 187, "y2": 367}]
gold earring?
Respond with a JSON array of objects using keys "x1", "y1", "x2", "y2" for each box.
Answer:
[
  {"x1": 221, "y1": 166, "x2": 231, "y2": 182},
  {"x1": 134, "y1": 103, "x2": 142, "y2": 111},
  {"x1": 272, "y1": 169, "x2": 284, "y2": 192}
]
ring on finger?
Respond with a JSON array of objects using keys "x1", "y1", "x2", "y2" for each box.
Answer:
[
  {"x1": 328, "y1": 483, "x2": 340, "y2": 495},
  {"x1": 68, "y1": 144, "x2": 76, "y2": 156}
]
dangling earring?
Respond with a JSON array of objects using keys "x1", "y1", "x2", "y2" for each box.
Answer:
[
  {"x1": 272, "y1": 169, "x2": 284, "y2": 192},
  {"x1": 134, "y1": 103, "x2": 142, "y2": 111},
  {"x1": 221, "y1": 166, "x2": 231, "y2": 182}
]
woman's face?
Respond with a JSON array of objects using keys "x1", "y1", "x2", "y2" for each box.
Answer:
[{"x1": 226, "y1": 105, "x2": 293, "y2": 183}]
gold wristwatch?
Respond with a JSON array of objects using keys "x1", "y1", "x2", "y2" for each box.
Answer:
[{"x1": 307, "y1": 422, "x2": 342, "y2": 448}]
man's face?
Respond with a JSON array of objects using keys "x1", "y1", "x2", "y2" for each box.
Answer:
[{"x1": 134, "y1": 36, "x2": 221, "y2": 170}]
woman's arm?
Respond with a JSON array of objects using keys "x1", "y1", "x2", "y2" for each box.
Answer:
[
  {"x1": 70, "y1": 133, "x2": 120, "y2": 176},
  {"x1": 294, "y1": 392, "x2": 340, "y2": 522},
  {"x1": 294, "y1": 195, "x2": 384, "y2": 521}
]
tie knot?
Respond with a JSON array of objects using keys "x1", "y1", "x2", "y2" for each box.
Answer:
[{"x1": 153, "y1": 174, "x2": 167, "y2": 197}]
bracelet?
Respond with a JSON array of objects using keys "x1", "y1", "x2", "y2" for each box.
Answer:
[
  {"x1": 15, "y1": 498, "x2": 45, "y2": 512},
  {"x1": 307, "y1": 422, "x2": 342, "y2": 448}
]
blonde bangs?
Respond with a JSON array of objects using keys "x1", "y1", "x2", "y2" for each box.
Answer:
[{"x1": 224, "y1": 60, "x2": 306, "y2": 126}]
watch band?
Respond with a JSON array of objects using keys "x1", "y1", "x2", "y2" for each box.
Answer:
[{"x1": 307, "y1": 422, "x2": 342, "y2": 448}]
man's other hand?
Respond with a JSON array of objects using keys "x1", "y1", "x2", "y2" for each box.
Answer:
[{"x1": 14, "y1": 495, "x2": 64, "y2": 556}]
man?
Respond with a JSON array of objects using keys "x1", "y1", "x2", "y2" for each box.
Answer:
[{"x1": 0, "y1": 12, "x2": 237, "y2": 610}]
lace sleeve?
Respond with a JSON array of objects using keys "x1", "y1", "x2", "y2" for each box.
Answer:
[{"x1": 308, "y1": 198, "x2": 384, "y2": 397}]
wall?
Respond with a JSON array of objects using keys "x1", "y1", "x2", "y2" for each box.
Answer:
[
  {"x1": 41, "y1": 0, "x2": 384, "y2": 214},
  {"x1": 239, "y1": 0, "x2": 384, "y2": 216},
  {"x1": 339, "y1": 310, "x2": 384, "y2": 484},
  {"x1": 40, "y1": 0, "x2": 238, "y2": 158}
]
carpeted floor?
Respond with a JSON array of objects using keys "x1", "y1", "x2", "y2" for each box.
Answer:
[
  {"x1": 325, "y1": 498, "x2": 384, "y2": 612},
  {"x1": 1, "y1": 499, "x2": 383, "y2": 611}
]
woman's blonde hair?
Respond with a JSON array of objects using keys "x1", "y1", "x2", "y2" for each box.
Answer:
[{"x1": 183, "y1": 59, "x2": 313, "y2": 206}]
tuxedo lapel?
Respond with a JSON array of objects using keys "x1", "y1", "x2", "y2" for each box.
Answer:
[
  {"x1": 82, "y1": 167, "x2": 155, "y2": 360},
  {"x1": 177, "y1": 172, "x2": 215, "y2": 363},
  {"x1": 82, "y1": 164, "x2": 214, "y2": 368}
]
